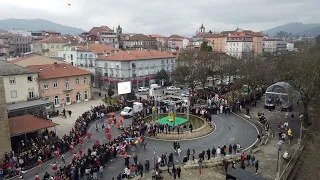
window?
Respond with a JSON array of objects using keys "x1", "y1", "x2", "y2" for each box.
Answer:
[
  {"x1": 53, "y1": 80, "x2": 58, "y2": 88},
  {"x1": 84, "y1": 91, "x2": 88, "y2": 101},
  {"x1": 27, "y1": 75, "x2": 33, "y2": 82},
  {"x1": 11, "y1": 90, "x2": 17, "y2": 98},
  {"x1": 65, "y1": 80, "x2": 70, "y2": 90},
  {"x1": 56, "y1": 45, "x2": 59, "y2": 48},
  {"x1": 51, "y1": 52, "x2": 55, "y2": 56},
  {"x1": 28, "y1": 88, "x2": 34, "y2": 98},
  {"x1": 83, "y1": 77, "x2": 87, "y2": 84},
  {"x1": 9, "y1": 77, "x2": 15, "y2": 85},
  {"x1": 76, "y1": 92, "x2": 81, "y2": 102},
  {"x1": 44, "y1": 81, "x2": 49, "y2": 89},
  {"x1": 76, "y1": 78, "x2": 80, "y2": 85},
  {"x1": 51, "y1": 45, "x2": 54, "y2": 48},
  {"x1": 54, "y1": 96, "x2": 60, "y2": 106}
]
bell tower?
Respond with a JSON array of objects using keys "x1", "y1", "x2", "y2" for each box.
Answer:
[{"x1": 199, "y1": 23, "x2": 205, "y2": 33}]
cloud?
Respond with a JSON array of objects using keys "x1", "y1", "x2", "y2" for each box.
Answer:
[{"x1": 0, "y1": 0, "x2": 319, "y2": 36}]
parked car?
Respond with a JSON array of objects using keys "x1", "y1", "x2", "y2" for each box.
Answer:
[
  {"x1": 167, "y1": 86, "x2": 181, "y2": 91},
  {"x1": 181, "y1": 92, "x2": 189, "y2": 97},
  {"x1": 150, "y1": 84, "x2": 161, "y2": 89},
  {"x1": 137, "y1": 87, "x2": 149, "y2": 92}
]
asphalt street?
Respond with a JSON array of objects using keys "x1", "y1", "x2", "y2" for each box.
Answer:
[{"x1": 16, "y1": 112, "x2": 258, "y2": 180}]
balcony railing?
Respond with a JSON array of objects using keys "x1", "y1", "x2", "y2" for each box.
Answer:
[
  {"x1": 27, "y1": 95, "x2": 40, "y2": 101},
  {"x1": 42, "y1": 48, "x2": 49, "y2": 52}
]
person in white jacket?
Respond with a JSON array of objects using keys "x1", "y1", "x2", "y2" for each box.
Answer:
[{"x1": 216, "y1": 146, "x2": 221, "y2": 158}]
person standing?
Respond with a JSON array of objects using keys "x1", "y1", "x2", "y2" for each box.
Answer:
[
  {"x1": 246, "y1": 154, "x2": 251, "y2": 166},
  {"x1": 192, "y1": 149, "x2": 195, "y2": 161},
  {"x1": 251, "y1": 155, "x2": 256, "y2": 167},
  {"x1": 177, "y1": 166, "x2": 181, "y2": 179},
  {"x1": 212, "y1": 147, "x2": 216, "y2": 158},
  {"x1": 206, "y1": 148, "x2": 211, "y2": 160},
  {"x1": 186, "y1": 148, "x2": 190, "y2": 160},
  {"x1": 255, "y1": 160, "x2": 259, "y2": 174},
  {"x1": 198, "y1": 159, "x2": 203, "y2": 175}
]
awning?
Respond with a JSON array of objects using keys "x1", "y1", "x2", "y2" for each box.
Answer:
[
  {"x1": 9, "y1": 115, "x2": 59, "y2": 137},
  {"x1": 131, "y1": 79, "x2": 137, "y2": 83},
  {"x1": 104, "y1": 78, "x2": 109, "y2": 82}
]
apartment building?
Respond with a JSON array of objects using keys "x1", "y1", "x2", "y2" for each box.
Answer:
[
  {"x1": 0, "y1": 61, "x2": 39, "y2": 104},
  {"x1": 226, "y1": 30, "x2": 253, "y2": 58},
  {"x1": 27, "y1": 63, "x2": 92, "y2": 107},
  {"x1": 96, "y1": 50, "x2": 176, "y2": 90},
  {"x1": 31, "y1": 36, "x2": 68, "y2": 57},
  {"x1": 123, "y1": 34, "x2": 157, "y2": 50}
]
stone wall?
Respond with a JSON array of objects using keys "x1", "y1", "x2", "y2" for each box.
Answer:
[{"x1": 0, "y1": 76, "x2": 11, "y2": 158}]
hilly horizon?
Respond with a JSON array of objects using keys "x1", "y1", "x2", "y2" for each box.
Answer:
[
  {"x1": 0, "y1": 18, "x2": 85, "y2": 35},
  {"x1": 264, "y1": 22, "x2": 320, "y2": 37}
]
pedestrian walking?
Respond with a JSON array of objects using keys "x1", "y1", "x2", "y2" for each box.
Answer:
[
  {"x1": 198, "y1": 159, "x2": 203, "y2": 175},
  {"x1": 192, "y1": 149, "x2": 195, "y2": 161}
]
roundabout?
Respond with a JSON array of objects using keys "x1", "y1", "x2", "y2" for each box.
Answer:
[
  {"x1": 144, "y1": 113, "x2": 215, "y2": 141},
  {"x1": 18, "y1": 111, "x2": 259, "y2": 180}
]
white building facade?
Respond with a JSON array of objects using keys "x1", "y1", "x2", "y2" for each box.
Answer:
[
  {"x1": 96, "y1": 50, "x2": 176, "y2": 90},
  {"x1": 263, "y1": 39, "x2": 288, "y2": 53},
  {"x1": 226, "y1": 32, "x2": 253, "y2": 58}
]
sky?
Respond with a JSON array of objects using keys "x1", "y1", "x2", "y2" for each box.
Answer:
[{"x1": 0, "y1": 0, "x2": 319, "y2": 36}]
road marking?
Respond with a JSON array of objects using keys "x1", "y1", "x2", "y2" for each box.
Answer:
[
  {"x1": 229, "y1": 138, "x2": 235, "y2": 141},
  {"x1": 232, "y1": 113, "x2": 260, "y2": 152}
]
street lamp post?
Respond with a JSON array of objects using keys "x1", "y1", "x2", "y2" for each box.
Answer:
[
  {"x1": 298, "y1": 114, "x2": 304, "y2": 145},
  {"x1": 276, "y1": 141, "x2": 283, "y2": 180}
]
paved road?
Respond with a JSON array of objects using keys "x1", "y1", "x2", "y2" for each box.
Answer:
[{"x1": 17, "y1": 113, "x2": 258, "y2": 180}]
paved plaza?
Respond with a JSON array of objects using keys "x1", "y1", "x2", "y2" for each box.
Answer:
[{"x1": 50, "y1": 98, "x2": 104, "y2": 137}]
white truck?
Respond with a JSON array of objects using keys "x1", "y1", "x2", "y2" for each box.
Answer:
[{"x1": 120, "y1": 102, "x2": 143, "y2": 118}]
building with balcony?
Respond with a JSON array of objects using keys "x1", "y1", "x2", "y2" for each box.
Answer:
[
  {"x1": 263, "y1": 39, "x2": 288, "y2": 53},
  {"x1": 123, "y1": 34, "x2": 157, "y2": 50},
  {"x1": 31, "y1": 36, "x2": 68, "y2": 57},
  {"x1": 26, "y1": 62, "x2": 92, "y2": 107},
  {"x1": 226, "y1": 30, "x2": 253, "y2": 58},
  {"x1": 96, "y1": 50, "x2": 176, "y2": 90},
  {"x1": 0, "y1": 61, "x2": 39, "y2": 104},
  {"x1": 83, "y1": 26, "x2": 120, "y2": 48},
  {"x1": 58, "y1": 43, "x2": 121, "y2": 74}
]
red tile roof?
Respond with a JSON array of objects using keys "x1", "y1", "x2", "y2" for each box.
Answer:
[
  {"x1": 88, "y1": 26, "x2": 113, "y2": 36},
  {"x1": 148, "y1": 34, "x2": 166, "y2": 38},
  {"x1": 36, "y1": 36, "x2": 68, "y2": 43},
  {"x1": 9, "y1": 54, "x2": 39, "y2": 64},
  {"x1": 27, "y1": 63, "x2": 92, "y2": 79},
  {"x1": 9, "y1": 115, "x2": 58, "y2": 137},
  {"x1": 168, "y1": 34, "x2": 184, "y2": 39},
  {"x1": 98, "y1": 50, "x2": 175, "y2": 61},
  {"x1": 128, "y1": 34, "x2": 155, "y2": 41},
  {"x1": 77, "y1": 44, "x2": 120, "y2": 54}
]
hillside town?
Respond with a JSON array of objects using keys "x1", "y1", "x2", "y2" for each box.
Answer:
[{"x1": 0, "y1": 21, "x2": 320, "y2": 180}]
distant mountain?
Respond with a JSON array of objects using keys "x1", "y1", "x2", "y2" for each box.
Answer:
[
  {"x1": 264, "y1": 22, "x2": 320, "y2": 37},
  {"x1": 0, "y1": 18, "x2": 85, "y2": 35}
]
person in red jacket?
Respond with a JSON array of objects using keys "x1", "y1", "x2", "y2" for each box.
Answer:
[
  {"x1": 87, "y1": 132, "x2": 92, "y2": 141},
  {"x1": 35, "y1": 173, "x2": 40, "y2": 180}
]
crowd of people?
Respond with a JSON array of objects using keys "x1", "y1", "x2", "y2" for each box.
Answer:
[{"x1": 1, "y1": 103, "x2": 123, "y2": 178}]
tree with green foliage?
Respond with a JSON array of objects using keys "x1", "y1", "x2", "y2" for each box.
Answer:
[
  {"x1": 200, "y1": 41, "x2": 213, "y2": 52},
  {"x1": 107, "y1": 86, "x2": 114, "y2": 97},
  {"x1": 155, "y1": 69, "x2": 169, "y2": 84}
]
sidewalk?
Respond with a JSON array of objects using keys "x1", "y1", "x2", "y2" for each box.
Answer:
[
  {"x1": 49, "y1": 98, "x2": 104, "y2": 137},
  {"x1": 237, "y1": 99, "x2": 300, "y2": 180}
]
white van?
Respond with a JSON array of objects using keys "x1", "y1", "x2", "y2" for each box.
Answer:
[
  {"x1": 150, "y1": 84, "x2": 161, "y2": 89},
  {"x1": 120, "y1": 102, "x2": 143, "y2": 118}
]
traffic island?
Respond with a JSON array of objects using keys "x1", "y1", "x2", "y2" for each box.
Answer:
[{"x1": 144, "y1": 113, "x2": 215, "y2": 141}]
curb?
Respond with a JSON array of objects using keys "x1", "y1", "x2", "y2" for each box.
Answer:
[{"x1": 145, "y1": 122, "x2": 216, "y2": 142}]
